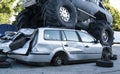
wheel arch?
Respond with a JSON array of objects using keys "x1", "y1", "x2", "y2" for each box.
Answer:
[
  {"x1": 50, "y1": 51, "x2": 69, "y2": 63},
  {"x1": 94, "y1": 11, "x2": 107, "y2": 22}
]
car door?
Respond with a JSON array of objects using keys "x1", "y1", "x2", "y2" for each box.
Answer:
[
  {"x1": 78, "y1": 31, "x2": 103, "y2": 59},
  {"x1": 61, "y1": 30, "x2": 84, "y2": 61}
]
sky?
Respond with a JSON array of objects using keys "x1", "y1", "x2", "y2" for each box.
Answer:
[{"x1": 110, "y1": 0, "x2": 120, "y2": 11}]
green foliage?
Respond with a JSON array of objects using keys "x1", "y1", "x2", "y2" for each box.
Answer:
[
  {"x1": 104, "y1": 0, "x2": 109, "y2": 3},
  {"x1": 0, "y1": 0, "x2": 22, "y2": 24},
  {"x1": 13, "y1": 1, "x2": 22, "y2": 13},
  {"x1": 104, "y1": 0, "x2": 120, "y2": 31}
]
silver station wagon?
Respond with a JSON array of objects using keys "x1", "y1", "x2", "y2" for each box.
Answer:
[{"x1": 0, "y1": 28, "x2": 103, "y2": 66}]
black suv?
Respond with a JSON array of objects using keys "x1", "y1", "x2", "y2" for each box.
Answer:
[{"x1": 15, "y1": 0, "x2": 114, "y2": 46}]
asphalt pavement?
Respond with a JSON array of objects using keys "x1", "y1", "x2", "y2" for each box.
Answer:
[{"x1": 0, "y1": 44, "x2": 120, "y2": 74}]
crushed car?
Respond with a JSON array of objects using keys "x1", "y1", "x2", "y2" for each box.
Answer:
[{"x1": 0, "y1": 28, "x2": 116, "y2": 67}]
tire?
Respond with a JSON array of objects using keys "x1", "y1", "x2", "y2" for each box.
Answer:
[
  {"x1": 110, "y1": 54, "x2": 117, "y2": 60},
  {"x1": 101, "y1": 46, "x2": 111, "y2": 61},
  {"x1": 0, "y1": 56, "x2": 7, "y2": 62},
  {"x1": 51, "y1": 53, "x2": 68, "y2": 66},
  {"x1": 44, "y1": 0, "x2": 77, "y2": 28},
  {"x1": 0, "y1": 61, "x2": 11, "y2": 68},
  {"x1": 96, "y1": 60, "x2": 113, "y2": 67},
  {"x1": 88, "y1": 21, "x2": 114, "y2": 46},
  {"x1": 52, "y1": 55, "x2": 63, "y2": 66},
  {"x1": 15, "y1": 9, "x2": 31, "y2": 30},
  {"x1": 9, "y1": 37, "x2": 29, "y2": 50}
]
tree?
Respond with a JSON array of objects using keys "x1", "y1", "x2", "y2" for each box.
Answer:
[
  {"x1": 0, "y1": 0, "x2": 22, "y2": 24},
  {"x1": 103, "y1": 0, "x2": 120, "y2": 31}
]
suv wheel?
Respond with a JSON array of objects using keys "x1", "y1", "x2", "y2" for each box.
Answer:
[
  {"x1": 15, "y1": 9, "x2": 31, "y2": 30},
  {"x1": 44, "y1": 0, "x2": 77, "y2": 28},
  {"x1": 101, "y1": 47, "x2": 111, "y2": 61},
  {"x1": 96, "y1": 47, "x2": 113, "y2": 67},
  {"x1": 96, "y1": 60, "x2": 113, "y2": 67},
  {"x1": 88, "y1": 20, "x2": 114, "y2": 46}
]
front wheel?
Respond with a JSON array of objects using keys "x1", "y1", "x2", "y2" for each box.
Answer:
[{"x1": 88, "y1": 21, "x2": 114, "y2": 46}]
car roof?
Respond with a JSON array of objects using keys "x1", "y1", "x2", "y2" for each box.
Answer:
[
  {"x1": 38, "y1": 27, "x2": 76, "y2": 31},
  {"x1": 38, "y1": 27, "x2": 88, "y2": 33},
  {"x1": 38, "y1": 27, "x2": 89, "y2": 32},
  {"x1": 19, "y1": 27, "x2": 88, "y2": 34},
  {"x1": 37, "y1": 27, "x2": 94, "y2": 38}
]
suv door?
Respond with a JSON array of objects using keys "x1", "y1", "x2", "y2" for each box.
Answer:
[
  {"x1": 78, "y1": 31, "x2": 103, "y2": 59},
  {"x1": 61, "y1": 30, "x2": 84, "y2": 61}
]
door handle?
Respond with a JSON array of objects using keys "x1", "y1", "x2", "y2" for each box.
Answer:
[
  {"x1": 85, "y1": 45, "x2": 89, "y2": 48},
  {"x1": 64, "y1": 44, "x2": 68, "y2": 47}
]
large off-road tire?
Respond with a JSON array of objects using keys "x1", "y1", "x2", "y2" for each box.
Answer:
[
  {"x1": 9, "y1": 37, "x2": 29, "y2": 50},
  {"x1": 96, "y1": 47, "x2": 113, "y2": 67},
  {"x1": 15, "y1": 9, "x2": 32, "y2": 30},
  {"x1": 101, "y1": 46, "x2": 111, "y2": 61},
  {"x1": 88, "y1": 21, "x2": 114, "y2": 46},
  {"x1": 96, "y1": 60, "x2": 113, "y2": 67},
  {"x1": 44, "y1": 0, "x2": 77, "y2": 28}
]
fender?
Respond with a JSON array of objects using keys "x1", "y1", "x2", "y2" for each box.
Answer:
[
  {"x1": 49, "y1": 48, "x2": 69, "y2": 61},
  {"x1": 94, "y1": 11, "x2": 113, "y2": 26}
]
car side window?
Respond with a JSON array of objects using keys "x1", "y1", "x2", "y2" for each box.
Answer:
[
  {"x1": 44, "y1": 30, "x2": 60, "y2": 41},
  {"x1": 78, "y1": 31, "x2": 94, "y2": 42},
  {"x1": 64, "y1": 31, "x2": 79, "y2": 42}
]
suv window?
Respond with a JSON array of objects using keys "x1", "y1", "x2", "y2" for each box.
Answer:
[
  {"x1": 78, "y1": 32, "x2": 94, "y2": 42},
  {"x1": 44, "y1": 30, "x2": 60, "y2": 41},
  {"x1": 64, "y1": 31, "x2": 79, "y2": 41}
]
